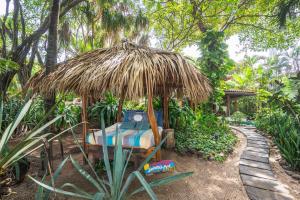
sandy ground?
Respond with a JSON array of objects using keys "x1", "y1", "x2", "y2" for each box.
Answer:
[
  {"x1": 3, "y1": 129, "x2": 249, "y2": 200},
  {"x1": 133, "y1": 129, "x2": 248, "y2": 200}
]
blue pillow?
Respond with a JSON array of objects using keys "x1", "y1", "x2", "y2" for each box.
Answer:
[
  {"x1": 136, "y1": 121, "x2": 150, "y2": 130},
  {"x1": 119, "y1": 122, "x2": 136, "y2": 129},
  {"x1": 155, "y1": 110, "x2": 163, "y2": 127},
  {"x1": 123, "y1": 110, "x2": 163, "y2": 127}
]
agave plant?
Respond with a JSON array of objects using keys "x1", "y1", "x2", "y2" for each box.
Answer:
[
  {"x1": 30, "y1": 112, "x2": 192, "y2": 200},
  {"x1": 0, "y1": 96, "x2": 62, "y2": 195}
]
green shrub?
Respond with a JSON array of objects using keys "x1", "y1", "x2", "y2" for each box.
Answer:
[
  {"x1": 231, "y1": 111, "x2": 247, "y2": 125},
  {"x1": 89, "y1": 93, "x2": 118, "y2": 127},
  {"x1": 54, "y1": 102, "x2": 81, "y2": 131},
  {"x1": 256, "y1": 110, "x2": 300, "y2": 170},
  {"x1": 169, "y1": 99, "x2": 196, "y2": 129},
  {"x1": 175, "y1": 112, "x2": 237, "y2": 162}
]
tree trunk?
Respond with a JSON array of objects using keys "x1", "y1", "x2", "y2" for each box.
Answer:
[
  {"x1": 43, "y1": 0, "x2": 60, "y2": 169},
  {"x1": 44, "y1": 0, "x2": 60, "y2": 112},
  {"x1": 0, "y1": 0, "x2": 84, "y2": 97}
]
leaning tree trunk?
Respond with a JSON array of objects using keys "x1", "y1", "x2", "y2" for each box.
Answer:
[
  {"x1": 0, "y1": 0, "x2": 85, "y2": 98},
  {"x1": 44, "y1": 0, "x2": 59, "y2": 122},
  {"x1": 43, "y1": 0, "x2": 60, "y2": 171}
]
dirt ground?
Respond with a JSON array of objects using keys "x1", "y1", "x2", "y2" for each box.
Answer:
[
  {"x1": 3, "y1": 129, "x2": 249, "y2": 200},
  {"x1": 5, "y1": 128, "x2": 299, "y2": 200}
]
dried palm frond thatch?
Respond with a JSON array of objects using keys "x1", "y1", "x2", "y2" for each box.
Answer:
[{"x1": 28, "y1": 41, "x2": 211, "y2": 103}]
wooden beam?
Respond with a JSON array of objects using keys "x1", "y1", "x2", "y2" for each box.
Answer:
[
  {"x1": 116, "y1": 95, "x2": 124, "y2": 122},
  {"x1": 234, "y1": 98, "x2": 238, "y2": 112},
  {"x1": 81, "y1": 95, "x2": 88, "y2": 161},
  {"x1": 147, "y1": 92, "x2": 161, "y2": 161},
  {"x1": 162, "y1": 94, "x2": 170, "y2": 129},
  {"x1": 226, "y1": 95, "x2": 231, "y2": 117}
]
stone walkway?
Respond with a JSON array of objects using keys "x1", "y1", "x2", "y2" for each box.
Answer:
[{"x1": 231, "y1": 126, "x2": 294, "y2": 200}]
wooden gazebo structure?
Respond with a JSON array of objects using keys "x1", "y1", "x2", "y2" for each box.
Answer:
[
  {"x1": 28, "y1": 41, "x2": 211, "y2": 160},
  {"x1": 224, "y1": 89, "x2": 256, "y2": 116}
]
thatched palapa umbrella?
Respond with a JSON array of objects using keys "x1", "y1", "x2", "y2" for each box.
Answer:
[{"x1": 28, "y1": 40, "x2": 212, "y2": 160}]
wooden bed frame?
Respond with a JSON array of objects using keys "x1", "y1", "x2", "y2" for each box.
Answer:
[
  {"x1": 81, "y1": 90, "x2": 170, "y2": 163},
  {"x1": 86, "y1": 124, "x2": 159, "y2": 167}
]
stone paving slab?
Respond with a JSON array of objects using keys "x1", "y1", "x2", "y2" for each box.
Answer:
[
  {"x1": 240, "y1": 159, "x2": 272, "y2": 170},
  {"x1": 240, "y1": 165, "x2": 275, "y2": 180},
  {"x1": 248, "y1": 140, "x2": 268, "y2": 146},
  {"x1": 246, "y1": 147, "x2": 269, "y2": 154},
  {"x1": 230, "y1": 126, "x2": 294, "y2": 200},
  {"x1": 245, "y1": 186, "x2": 294, "y2": 200},
  {"x1": 241, "y1": 174, "x2": 290, "y2": 193},
  {"x1": 247, "y1": 137, "x2": 267, "y2": 142},
  {"x1": 247, "y1": 140, "x2": 269, "y2": 148},
  {"x1": 241, "y1": 152, "x2": 269, "y2": 163},
  {"x1": 243, "y1": 150, "x2": 269, "y2": 159},
  {"x1": 247, "y1": 143, "x2": 269, "y2": 149}
]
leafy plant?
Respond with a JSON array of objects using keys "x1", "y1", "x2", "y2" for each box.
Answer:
[
  {"x1": 0, "y1": 58, "x2": 19, "y2": 75},
  {"x1": 0, "y1": 96, "x2": 62, "y2": 196},
  {"x1": 175, "y1": 112, "x2": 237, "y2": 162},
  {"x1": 30, "y1": 112, "x2": 192, "y2": 200},
  {"x1": 198, "y1": 30, "x2": 233, "y2": 109},
  {"x1": 231, "y1": 111, "x2": 247, "y2": 125},
  {"x1": 89, "y1": 93, "x2": 118, "y2": 127},
  {"x1": 256, "y1": 110, "x2": 300, "y2": 170},
  {"x1": 169, "y1": 99, "x2": 195, "y2": 129},
  {"x1": 256, "y1": 76, "x2": 300, "y2": 170},
  {"x1": 54, "y1": 101, "x2": 81, "y2": 131}
]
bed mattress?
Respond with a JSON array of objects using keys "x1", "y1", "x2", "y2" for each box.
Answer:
[{"x1": 86, "y1": 123, "x2": 163, "y2": 149}]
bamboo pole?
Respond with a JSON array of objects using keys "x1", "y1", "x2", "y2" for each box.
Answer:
[
  {"x1": 234, "y1": 98, "x2": 238, "y2": 112},
  {"x1": 162, "y1": 94, "x2": 170, "y2": 129},
  {"x1": 147, "y1": 93, "x2": 161, "y2": 161},
  {"x1": 226, "y1": 95, "x2": 231, "y2": 116},
  {"x1": 81, "y1": 95, "x2": 88, "y2": 161},
  {"x1": 116, "y1": 95, "x2": 124, "y2": 122}
]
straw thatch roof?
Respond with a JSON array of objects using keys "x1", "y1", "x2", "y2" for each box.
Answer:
[{"x1": 28, "y1": 41, "x2": 211, "y2": 103}]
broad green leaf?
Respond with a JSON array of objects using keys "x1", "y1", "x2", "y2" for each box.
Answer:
[
  {"x1": 120, "y1": 171, "x2": 157, "y2": 200},
  {"x1": 0, "y1": 99, "x2": 33, "y2": 150},
  {"x1": 43, "y1": 156, "x2": 70, "y2": 200},
  {"x1": 70, "y1": 156, "x2": 104, "y2": 193},
  {"x1": 100, "y1": 111, "x2": 113, "y2": 189},
  {"x1": 28, "y1": 175, "x2": 93, "y2": 200}
]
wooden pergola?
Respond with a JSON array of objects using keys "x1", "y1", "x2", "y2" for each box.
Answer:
[
  {"x1": 224, "y1": 89, "x2": 256, "y2": 116},
  {"x1": 28, "y1": 41, "x2": 212, "y2": 161}
]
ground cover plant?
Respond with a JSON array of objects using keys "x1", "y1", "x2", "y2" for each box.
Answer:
[{"x1": 170, "y1": 101, "x2": 237, "y2": 162}]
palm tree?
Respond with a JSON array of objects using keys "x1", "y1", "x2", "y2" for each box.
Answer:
[{"x1": 43, "y1": 0, "x2": 60, "y2": 168}]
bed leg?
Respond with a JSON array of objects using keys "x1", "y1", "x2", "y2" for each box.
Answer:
[{"x1": 133, "y1": 154, "x2": 141, "y2": 169}]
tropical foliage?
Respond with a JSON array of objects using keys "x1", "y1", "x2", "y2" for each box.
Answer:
[
  {"x1": 175, "y1": 111, "x2": 237, "y2": 162},
  {"x1": 0, "y1": 97, "x2": 61, "y2": 195},
  {"x1": 256, "y1": 76, "x2": 300, "y2": 170}
]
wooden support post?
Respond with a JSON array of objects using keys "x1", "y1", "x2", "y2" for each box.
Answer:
[
  {"x1": 81, "y1": 95, "x2": 88, "y2": 162},
  {"x1": 162, "y1": 94, "x2": 170, "y2": 129},
  {"x1": 147, "y1": 93, "x2": 161, "y2": 161},
  {"x1": 226, "y1": 95, "x2": 231, "y2": 117},
  {"x1": 234, "y1": 98, "x2": 238, "y2": 112},
  {"x1": 117, "y1": 95, "x2": 124, "y2": 122}
]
